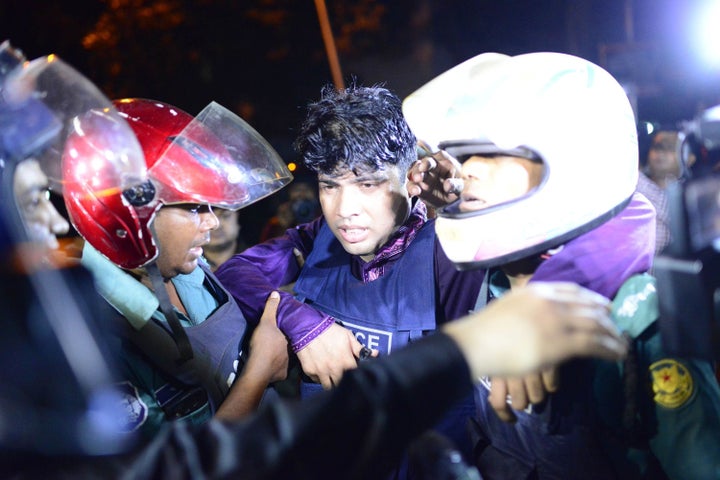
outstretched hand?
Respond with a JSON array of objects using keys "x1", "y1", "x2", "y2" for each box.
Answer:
[{"x1": 444, "y1": 282, "x2": 627, "y2": 381}]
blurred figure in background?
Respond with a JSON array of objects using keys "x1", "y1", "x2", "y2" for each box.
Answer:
[
  {"x1": 204, "y1": 208, "x2": 249, "y2": 271},
  {"x1": 636, "y1": 128, "x2": 692, "y2": 254},
  {"x1": 9, "y1": 158, "x2": 83, "y2": 269},
  {"x1": 259, "y1": 179, "x2": 320, "y2": 242},
  {"x1": 12, "y1": 159, "x2": 69, "y2": 251}
]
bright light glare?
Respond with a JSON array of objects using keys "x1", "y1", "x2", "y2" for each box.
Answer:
[{"x1": 695, "y1": 1, "x2": 720, "y2": 69}]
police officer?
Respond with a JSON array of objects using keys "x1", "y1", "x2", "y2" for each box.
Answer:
[{"x1": 404, "y1": 51, "x2": 720, "y2": 480}]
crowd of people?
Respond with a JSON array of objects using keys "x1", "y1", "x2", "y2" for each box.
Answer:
[{"x1": 2, "y1": 38, "x2": 719, "y2": 479}]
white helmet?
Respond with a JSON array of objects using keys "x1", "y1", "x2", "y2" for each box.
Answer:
[{"x1": 403, "y1": 52, "x2": 639, "y2": 269}]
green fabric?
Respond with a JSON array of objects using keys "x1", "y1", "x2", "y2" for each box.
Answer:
[
  {"x1": 611, "y1": 273, "x2": 658, "y2": 338},
  {"x1": 603, "y1": 273, "x2": 720, "y2": 480},
  {"x1": 81, "y1": 242, "x2": 158, "y2": 330},
  {"x1": 166, "y1": 262, "x2": 218, "y2": 325},
  {"x1": 82, "y1": 243, "x2": 219, "y2": 437},
  {"x1": 489, "y1": 271, "x2": 720, "y2": 479},
  {"x1": 118, "y1": 338, "x2": 213, "y2": 437}
]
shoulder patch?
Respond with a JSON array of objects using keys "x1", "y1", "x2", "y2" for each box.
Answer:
[
  {"x1": 612, "y1": 274, "x2": 658, "y2": 338},
  {"x1": 649, "y1": 359, "x2": 694, "y2": 409},
  {"x1": 115, "y1": 381, "x2": 148, "y2": 432}
]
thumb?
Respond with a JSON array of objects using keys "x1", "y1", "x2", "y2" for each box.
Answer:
[
  {"x1": 292, "y1": 248, "x2": 306, "y2": 268},
  {"x1": 260, "y1": 291, "x2": 281, "y2": 324}
]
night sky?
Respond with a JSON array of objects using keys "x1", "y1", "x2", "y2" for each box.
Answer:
[
  {"x1": 2, "y1": 0, "x2": 719, "y2": 241},
  {"x1": 3, "y1": 1, "x2": 717, "y2": 131}
]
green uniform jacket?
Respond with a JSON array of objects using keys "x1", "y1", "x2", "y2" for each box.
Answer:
[{"x1": 596, "y1": 273, "x2": 720, "y2": 479}]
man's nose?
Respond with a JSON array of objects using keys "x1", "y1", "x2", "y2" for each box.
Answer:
[
  {"x1": 200, "y1": 209, "x2": 220, "y2": 231},
  {"x1": 336, "y1": 188, "x2": 361, "y2": 218},
  {"x1": 46, "y1": 203, "x2": 70, "y2": 236}
]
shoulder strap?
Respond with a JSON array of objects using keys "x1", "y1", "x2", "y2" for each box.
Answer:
[
  {"x1": 146, "y1": 262, "x2": 194, "y2": 361},
  {"x1": 107, "y1": 297, "x2": 226, "y2": 410}
]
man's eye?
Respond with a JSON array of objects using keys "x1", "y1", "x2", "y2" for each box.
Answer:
[
  {"x1": 360, "y1": 182, "x2": 377, "y2": 189},
  {"x1": 175, "y1": 204, "x2": 211, "y2": 215},
  {"x1": 23, "y1": 190, "x2": 50, "y2": 210}
]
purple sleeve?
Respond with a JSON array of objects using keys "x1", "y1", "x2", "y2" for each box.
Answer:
[
  {"x1": 434, "y1": 238, "x2": 486, "y2": 323},
  {"x1": 215, "y1": 218, "x2": 335, "y2": 352},
  {"x1": 531, "y1": 192, "x2": 655, "y2": 298}
]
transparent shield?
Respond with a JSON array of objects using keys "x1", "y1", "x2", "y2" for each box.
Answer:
[
  {"x1": 3, "y1": 55, "x2": 147, "y2": 194},
  {"x1": 150, "y1": 101, "x2": 293, "y2": 209}
]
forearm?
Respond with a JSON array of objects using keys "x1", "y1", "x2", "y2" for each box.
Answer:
[
  {"x1": 221, "y1": 255, "x2": 332, "y2": 350},
  {"x1": 214, "y1": 366, "x2": 272, "y2": 422},
  {"x1": 216, "y1": 237, "x2": 304, "y2": 321},
  {"x1": 216, "y1": 221, "x2": 334, "y2": 350}
]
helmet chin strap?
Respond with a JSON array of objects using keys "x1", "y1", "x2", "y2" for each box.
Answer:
[{"x1": 146, "y1": 262, "x2": 194, "y2": 362}]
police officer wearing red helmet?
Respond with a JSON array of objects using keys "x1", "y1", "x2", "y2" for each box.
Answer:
[{"x1": 62, "y1": 97, "x2": 294, "y2": 435}]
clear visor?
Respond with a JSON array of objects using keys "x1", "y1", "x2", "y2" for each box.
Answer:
[
  {"x1": 439, "y1": 142, "x2": 547, "y2": 218},
  {"x1": 3, "y1": 55, "x2": 147, "y2": 194},
  {"x1": 151, "y1": 101, "x2": 293, "y2": 209}
]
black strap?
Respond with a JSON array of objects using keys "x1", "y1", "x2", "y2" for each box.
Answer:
[{"x1": 146, "y1": 262, "x2": 194, "y2": 362}]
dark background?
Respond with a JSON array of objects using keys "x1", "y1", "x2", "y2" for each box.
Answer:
[{"x1": 3, "y1": 0, "x2": 719, "y2": 243}]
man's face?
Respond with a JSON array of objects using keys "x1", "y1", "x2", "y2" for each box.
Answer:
[
  {"x1": 459, "y1": 155, "x2": 544, "y2": 212},
  {"x1": 12, "y1": 159, "x2": 70, "y2": 249},
  {"x1": 318, "y1": 165, "x2": 411, "y2": 262},
  {"x1": 646, "y1": 131, "x2": 681, "y2": 178},
  {"x1": 151, "y1": 204, "x2": 219, "y2": 278},
  {"x1": 288, "y1": 182, "x2": 316, "y2": 203},
  {"x1": 207, "y1": 208, "x2": 239, "y2": 250}
]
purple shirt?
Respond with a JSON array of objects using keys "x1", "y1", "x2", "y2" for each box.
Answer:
[
  {"x1": 532, "y1": 192, "x2": 656, "y2": 297},
  {"x1": 216, "y1": 200, "x2": 485, "y2": 352}
]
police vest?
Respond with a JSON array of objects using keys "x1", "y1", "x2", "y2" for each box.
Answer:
[
  {"x1": 294, "y1": 220, "x2": 437, "y2": 356},
  {"x1": 114, "y1": 263, "x2": 248, "y2": 416},
  {"x1": 295, "y1": 220, "x2": 477, "y2": 465}
]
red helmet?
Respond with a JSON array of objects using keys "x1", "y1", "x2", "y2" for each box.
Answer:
[
  {"x1": 63, "y1": 98, "x2": 292, "y2": 269},
  {"x1": 62, "y1": 108, "x2": 156, "y2": 269},
  {"x1": 115, "y1": 98, "x2": 292, "y2": 210}
]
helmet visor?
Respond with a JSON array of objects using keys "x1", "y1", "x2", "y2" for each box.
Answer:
[
  {"x1": 439, "y1": 142, "x2": 547, "y2": 218},
  {"x1": 150, "y1": 101, "x2": 293, "y2": 209},
  {"x1": 3, "y1": 55, "x2": 146, "y2": 194}
]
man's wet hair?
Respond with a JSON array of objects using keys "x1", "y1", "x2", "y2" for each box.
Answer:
[{"x1": 294, "y1": 83, "x2": 417, "y2": 176}]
